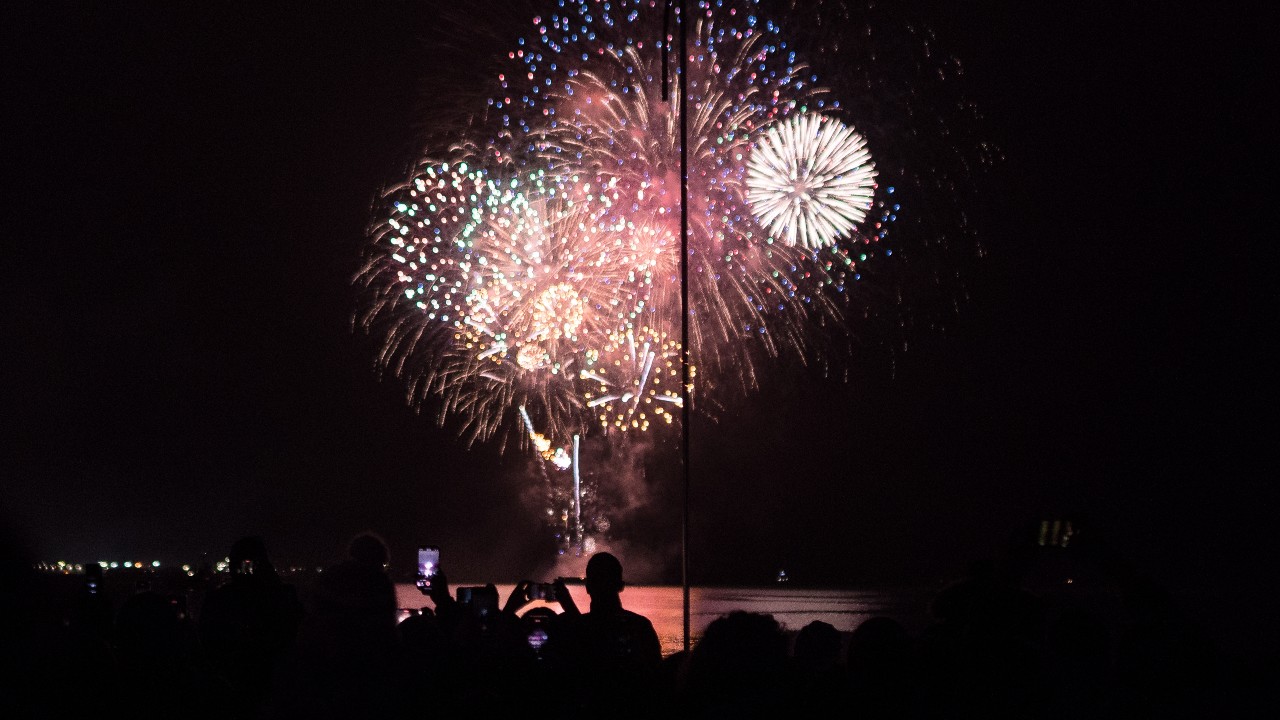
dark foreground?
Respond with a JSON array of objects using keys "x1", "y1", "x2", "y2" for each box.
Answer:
[{"x1": 3, "y1": 542, "x2": 1275, "y2": 719}]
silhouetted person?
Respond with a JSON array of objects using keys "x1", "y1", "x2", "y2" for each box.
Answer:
[
  {"x1": 491, "y1": 602, "x2": 567, "y2": 713},
  {"x1": 789, "y1": 619, "x2": 848, "y2": 714},
  {"x1": 788, "y1": 617, "x2": 849, "y2": 712},
  {"x1": 1112, "y1": 573, "x2": 1220, "y2": 720},
  {"x1": 499, "y1": 581, "x2": 569, "y2": 672},
  {"x1": 658, "y1": 647, "x2": 692, "y2": 715},
  {"x1": 795, "y1": 619, "x2": 844, "y2": 672},
  {"x1": 199, "y1": 536, "x2": 302, "y2": 714},
  {"x1": 45, "y1": 562, "x2": 120, "y2": 715},
  {"x1": 403, "y1": 570, "x2": 563, "y2": 714},
  {"x1": 919, "y1": 558, "x2": 1048, "y2": 719},
  {"x1": 114, "y1": 589, "x2": 225, "y2": 719},
  {"x1": 1, "y1": 522, "x2": 77, "y2": 718},
  {"x1": 554, "y1": 551, "x2": 663, "y2": 717},
  {"x1": 397, "y1": 604, "x2": 449, "y2": 674},
  {"x1": 310, "y1": 533, "x2": 399, "y2": 646},
  {"x1": 846, "y1": 616, "x2": 916, "y2": 719},
  {"x1": 268, "y1": 532, "x2": 405, "y2": 720},
  {"x1": 396, "y1": 571, "x2": 467, "y2": 712},
  {"x1": 1044, "y1": 607, "x2": 1115, "y2": 720},
  {"x1": 69, "y1": 563, "x2": 114, "y2": 641},
  {"x1": 681, "y1": 610, "x2": 790, "y2": 718}
]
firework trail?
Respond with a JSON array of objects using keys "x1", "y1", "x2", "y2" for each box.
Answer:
[{"x1": 356, "y1": 0, "x2": 989, "y2": 554}]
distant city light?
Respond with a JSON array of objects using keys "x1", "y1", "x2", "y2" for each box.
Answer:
[{"x1": 36, "y1": 557, "x2": 318, "y2": 578}]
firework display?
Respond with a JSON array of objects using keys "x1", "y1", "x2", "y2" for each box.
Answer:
[
  {"x1": 359, "y1": 0, "x2": 888, "y2": 439},
  {"x1": 354, "y1": 0, "x2": 966, "y2": 553},
  {"x1": 746, "y1": 113, "x2": 877, "y2": 249}
]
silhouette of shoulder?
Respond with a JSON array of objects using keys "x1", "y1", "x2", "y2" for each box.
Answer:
[{"x1": 562, "y1": 605, "x2": 662, "y2": 667}]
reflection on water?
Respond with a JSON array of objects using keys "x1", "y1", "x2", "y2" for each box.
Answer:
[{"x1": 396, "y1": 584, "x2": 934, "y2": 657}]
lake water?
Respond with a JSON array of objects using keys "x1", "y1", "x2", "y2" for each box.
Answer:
[{"x1": 396, "y1": 583, "x2": 936, "y2": 657}]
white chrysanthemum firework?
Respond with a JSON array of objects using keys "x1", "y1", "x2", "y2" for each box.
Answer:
[{"x1": 746, "y1": 114, "x2": 878, "y2": 249}]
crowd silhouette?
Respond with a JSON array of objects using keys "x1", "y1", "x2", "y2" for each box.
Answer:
[{"x1": 1, "y1": 524, "x2": 1266, "y2": 719}]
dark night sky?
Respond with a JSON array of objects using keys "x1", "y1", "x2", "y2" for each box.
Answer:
[{"x1": 3, "y1": 1, "x2": 1272, "y2": 649}]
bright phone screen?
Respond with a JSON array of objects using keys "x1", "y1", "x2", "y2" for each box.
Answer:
[{"x1": 417, "y1": 546, "x2": 439, "y2": 580}]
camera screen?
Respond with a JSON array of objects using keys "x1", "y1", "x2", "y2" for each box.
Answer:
[
  {"x1": 457, "y1": 585, "x2": 499, "y2": 617},
  {"x1": 417, "y1": 547, "x2": 439, "y2": 581},
  {"x1": 527, "y1": 627, "x2": 550, "y2": 649}
]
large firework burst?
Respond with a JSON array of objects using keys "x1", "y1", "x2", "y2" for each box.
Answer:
[
  {"x1": 523, "y1": 10, "x2": 847, "y2": 391},
  {"x1": 358, "y1": 163, "x2": 668, "y2": 445},
  {"x1": 746, "y1": 112, "x2": 877, "y2": 249}
]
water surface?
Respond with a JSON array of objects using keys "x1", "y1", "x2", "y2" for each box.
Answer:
[{"x1": 396, "y1": 583, "x2": 934, "y2": 657}]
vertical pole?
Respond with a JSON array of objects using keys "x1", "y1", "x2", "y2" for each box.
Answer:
[{"x1": 677, "y1": 0, "x2": 691, "y2": 654}]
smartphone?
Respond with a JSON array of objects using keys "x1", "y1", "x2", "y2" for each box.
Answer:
[
  {"x1": 457, "y1": 585, "x2": 499, "y2": 619},
  {"x1": 416, "y1": 546, "x2": 440, "y2": 592},
  {"x1": 528, "y1": 582, "x2": 558, "y2": 601}
]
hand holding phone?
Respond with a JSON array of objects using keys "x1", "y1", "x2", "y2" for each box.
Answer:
[
  {"x1": 553, "y1": 577, "x2": 582, "y2": 615},
  {"x1": 504, "y1": 580, "x2": 532, "y2": 614}
]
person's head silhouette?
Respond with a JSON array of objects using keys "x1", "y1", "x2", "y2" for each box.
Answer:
[
  {"x1": 585, "y1": 552, "x2": 625, "y2": 608},
  {"x1": 229, "y1": 535, "x2": 274, "y2": 578},
  {"x1": 348, "y1": 533, "x2": 389, "y2": 571}
]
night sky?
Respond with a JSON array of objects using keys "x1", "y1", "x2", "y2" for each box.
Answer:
[{"x1": 4, "y1": 1, "x2": 1271, "y2": 651}]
